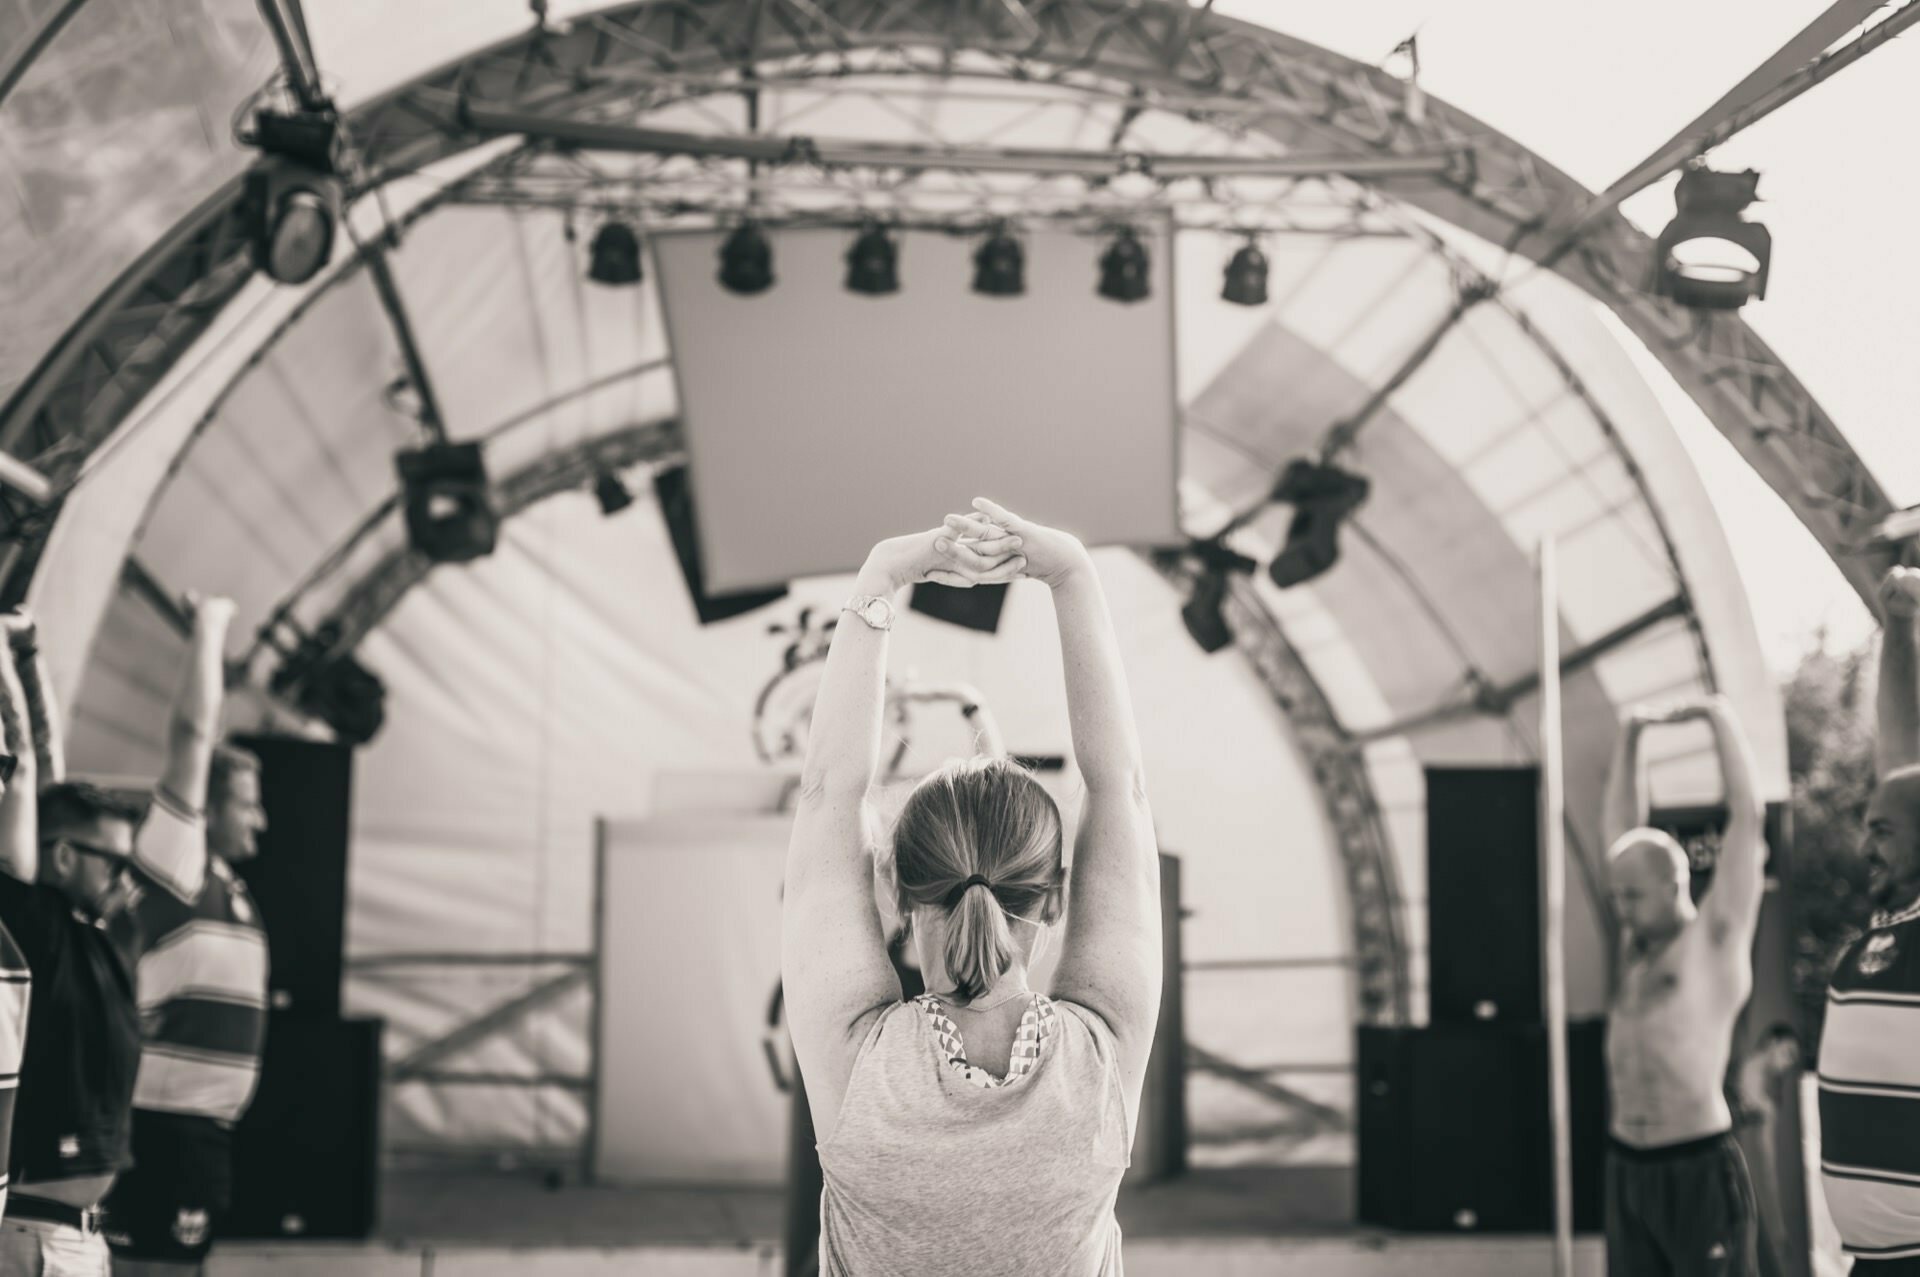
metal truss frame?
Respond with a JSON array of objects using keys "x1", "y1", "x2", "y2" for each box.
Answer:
[{"x1": 0, "y1": 0, "x2": 1892, "y2": 608}]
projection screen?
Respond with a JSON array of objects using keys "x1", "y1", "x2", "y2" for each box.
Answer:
[{"x1": 653, "y1": 225, "x2": 1182, "y2": 593}]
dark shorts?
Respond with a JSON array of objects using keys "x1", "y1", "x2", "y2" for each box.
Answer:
[
  {"x1": 102, "y1": 1110, "x2": 233, "y2": 1263},
  {"x1": 1853, "y1": 1260, "x2": 1920, "y2": 1276},
  {"x1": 1606, "y1": 1131, "x2": 1757, "y2": 1277}
]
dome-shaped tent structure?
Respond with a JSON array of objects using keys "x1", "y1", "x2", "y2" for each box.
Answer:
[{"x1": 1, "y1": 0, "x2": 1900, "y2": 1166}]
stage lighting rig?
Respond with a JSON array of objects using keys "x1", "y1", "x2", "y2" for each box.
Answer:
[
  {"x1": 242, "y1": 106, "x2": 345, "y2": 286},
  {"x1": 1222, "y1": 237, "x2": 1269, "y2": 306},
  {"x1": 1268, "y1": 459, "x2": 1370, "y2": 589},
  {"x1": 1179, "y1": 538, "x2": 1259, "y2": 655},
  {"x1": 268, "y1": 622, "x2": 387, "y2": 745},
  {"x1": 846, "y1": 222, "x2": 900, "y2": 295},
  {"x1": 397, "y1": 441, "x2": 498, "y2": 564},
  {"x1": 719, "y1": 222, "x2": 774, "y2": 294},
  {"x1": 972, "y1": 224, "x2": 1025, "y2": 297},
  {"x1": 588, "y1": 221, "x2": 645, "y2": 285},
  {"x1": 594, "y1": 470, "x2": 635, "y2": 516},
  {"x1": 1650, "y1": 166, "x2": 1770, "y2": 311},
  {"x1": 1098, "y1": 227, "x2": 1150, "y2": 303}
]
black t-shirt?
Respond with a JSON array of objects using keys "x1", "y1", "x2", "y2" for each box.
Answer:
[{"x1": 0, "y1": 873, "x2": 142, "y2": 1181}]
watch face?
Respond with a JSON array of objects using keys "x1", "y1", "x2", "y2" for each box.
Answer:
[{"x1": 863, "y1": 600, "x2": 890, "y2": 627}]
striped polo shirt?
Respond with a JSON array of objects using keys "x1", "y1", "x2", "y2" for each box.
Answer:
[
  {"x1": 126, "y1": 789, "x2": 269, "y2": 1124},
  {"x1": 0, "y1": 922, "x2": 28, "y2": 1216},
  {"x1": 1818, "y1": 898, "x2": 1920, "y2": 1262}
]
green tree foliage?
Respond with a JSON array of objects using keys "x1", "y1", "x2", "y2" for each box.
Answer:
[{"x1": 1782, "y1": 640, "x2": 1879, "y2": 1041}]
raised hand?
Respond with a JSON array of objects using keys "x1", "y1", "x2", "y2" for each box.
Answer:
[
  {"x1": 1879, "y1": 566, "x2": 1920, "y2": 621},
  {"x1": 944, "y1": 497, "x2": 1088, "y2": 590},
  {"x1": 862, "y1": 525, "x2": 1026, "y2": 593}
]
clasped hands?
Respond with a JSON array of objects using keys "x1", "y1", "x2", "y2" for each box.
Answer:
[{"x1": 863, "y1": 498, "x2": 1085, "y2": 593}]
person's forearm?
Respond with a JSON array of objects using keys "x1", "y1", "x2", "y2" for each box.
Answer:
[
  {"x1": 1705, "y1": 704, "x2": 1765, "y2": 875},
  {"x1": 1602, "y1": 719, "x2": 1648, "y2": 845},
  {"x1": 13, "y1": 641, "x2": 61, "y2": 785},
  {"x1": 798, "y1": 567, "x2": 902, "y2": 794},
  {"x1": 0, "y1": 645, "x2": 38, "y2": 881},
  {"x1": 164, "y1": 606, "x2": 231, "y2": 808},
  {"x1": 1879, "y1": 616, "x2": 1920, "y2": 775},
  {"x1": 1049, "y1": 554, "x2": 1146, "y2": 794}
]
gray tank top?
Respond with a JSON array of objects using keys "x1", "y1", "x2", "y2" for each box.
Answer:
[{"x1": 816, "y1": 992, "x2": 1131, "y2": 1277}]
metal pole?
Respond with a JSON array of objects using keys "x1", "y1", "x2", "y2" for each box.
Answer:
[{"x1": 1538, "y1": 538, "x2": 1573, "y2": 1277}]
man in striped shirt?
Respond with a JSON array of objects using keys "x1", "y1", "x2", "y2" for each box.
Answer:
[
  {"x1": 1818, "y1": 567, "x2": 1920, "y2": 1271},
  {"x1": 102, "y1": 596, "x2": 270, "y2": 1277}
]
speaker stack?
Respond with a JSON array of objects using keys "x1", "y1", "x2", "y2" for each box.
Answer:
[
  {"x1": 225, "y1": 736, "x2": 383, "y2": 1240},
  {"x1": 1356, "y1": 767, "x2": 1608, "y2": 1232}
]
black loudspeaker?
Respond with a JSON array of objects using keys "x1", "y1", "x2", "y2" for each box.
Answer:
[
  {"x1": 230, "y1": 735, "x2": 353, "y2": 1017},
  {"x1": 909, "y1": 581, "x2": 1009, "y2": 633},
  {"x1": 1427, "y1": 768, "x2": 1540, "y2": 1025},
  {"x1": 652, "y1": 464, "x2": 789, "y2": 624},
  {"x1": 1357, "y1": 1020, "x2": 1607, "y2": 1232},
  {"x1": 227, "y1": 1015, "x2": 383, "y2": 1239}
]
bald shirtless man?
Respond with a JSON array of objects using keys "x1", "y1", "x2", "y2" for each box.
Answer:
[{"x1": 1602, "y1": 693, "x2": 1765, "y2": 1277}]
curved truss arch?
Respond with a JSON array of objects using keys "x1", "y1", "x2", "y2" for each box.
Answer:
[{"x1": 0, "y1": 0, "x2": 1891, "y2": 610}]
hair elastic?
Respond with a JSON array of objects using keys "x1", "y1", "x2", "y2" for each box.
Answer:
[{"x1": 944, "y1": 873, "x2": 993, "y2": 909}]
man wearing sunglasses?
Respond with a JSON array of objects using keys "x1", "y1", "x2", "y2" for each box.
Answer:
[{"x1": 0, "y1": 619, "x2": 144, "y2": 1277}]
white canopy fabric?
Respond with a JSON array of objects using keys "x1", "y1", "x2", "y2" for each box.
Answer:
[{"x1": 5, "y1": 0, "x2": 1813, "y2": 1165}]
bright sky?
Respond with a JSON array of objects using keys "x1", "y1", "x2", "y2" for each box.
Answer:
[{"x1": 1217, "y1": 0, "x2": 1918, "y2": 673}]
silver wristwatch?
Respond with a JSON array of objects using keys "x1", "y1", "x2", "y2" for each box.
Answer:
[{"x1": 842, "y1": 594, "x2": 896, "y2": 631}]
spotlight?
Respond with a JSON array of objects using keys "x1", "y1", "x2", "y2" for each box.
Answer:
[
  {"x1": 244, "y1": 108, "x2": 344, "y2": 286},
  {"x1": 1222, "y1": 237, "x2": 1269, "y2": 306},
  {"x1": 269, "y1": 623, "x2": 386, "y2": 745},
  {"x1": 1097, "y1": 227, "x2": 1149, "y2": 303},
  {"x1": 594, "y1": 470, "x2": 635, "y2": 516},
  {"x1": 1181, "y1": 570, "x2": 1234, "y2": 654},
  {"x1": 846, "y1": 222, "x2": 899, "y2": 295},
  {"x1": 397, "y1": 441, "x2": 498, "y2": 564},
  {"x1": 1650, "y1": 167, "x2": 1770, "y2": 310},
  {"x1": 719, "y1": 222, "x2": 774, "y2": 295},
  {"x1": 972, "y1": 224, "x2": 1024, "y2": 297},
  {"x1": 588, "y1": 222, "x2": 644, "y2": 286},
  {"x1": 1268, "y1": 459, "x2": 1370, "y2": 589},
  {"x1": 1180, "y1": 539, "x2": 1258, "y2": 655}
]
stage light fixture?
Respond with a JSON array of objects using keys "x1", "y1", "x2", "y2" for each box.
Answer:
[
  {"x1": 972, "y1": 224, "x2": 1024, "y2": 296},
  {"x1": 269, "y1": 623, "x2": 387, "y2": 746},
  {"x1": 1650, "y1": 167, "x2": 1770, "y2": 310},
  {"x1": 1181, "y1": 570, "x2": 1234, "y2": 654},
  {"x1": 397, "y1": 441, "x2": 498, "y2": 564},
  {"x1": 1097, "y1": 227, "x2": 1150, "y2": 303},
  {"x1": 1268, "y1": 459, "x2": 1370, "y2": 589},
  {"x1": 588, "y1": 222, "x2": 644, "y2": 286},
  {"x1": 244, "y1": 108, "x2": 344, "y2": 286},
  {"x1": 846, "y1": 222, "x2": 899, "y2": 295},
  {"x1": 594, "y1": 470, "x2": 635, "y2": 516},
  {"x1": 1222, "y1": 237, "x2": 1269, "y2": 306},
  {"x1": 719, "y1": 222, "x2": 774, "y2": 294},
  {"x1": 1180, "y1": 539, "x2": 1258, "y2": 655}
]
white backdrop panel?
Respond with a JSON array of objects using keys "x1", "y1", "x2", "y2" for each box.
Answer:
[
  {"x1": 596, "y1": 807, "x2": 792, "y2": 1186},
  {"x1": 654, "y1": 227, "x2": 1181, "y2": 592}
]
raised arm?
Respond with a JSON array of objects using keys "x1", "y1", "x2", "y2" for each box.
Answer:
[
  {"x1": 1602, "y1": 709, "x2": 1654, "y2": 851},
  {"x1": 161, "y1": 594, "x2": 235, "y2": 811},
  {"x1": 0, "y1": 626, "x2": 38, "y2": 882},
  {"x1": 963, "y1": 500, "x2": 1160, "y2": 1097},
  {"x1": 8, "y1": 617, "x2": 62, "y2": 785},
  {"x1": 782, "y1": 524, "x2": 1024, "y2": 1063},
  {"x1": 1876, "y1": 567, "x2": 1920, "y2": 777},
  {"x1": 1692, "y1": 694, "x2": 1767, "y2": 949}
]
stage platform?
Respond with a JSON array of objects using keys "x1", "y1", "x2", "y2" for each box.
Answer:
[{"x1": 204, "y1": 1166, "x2": 1604, "y2": 1276}]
